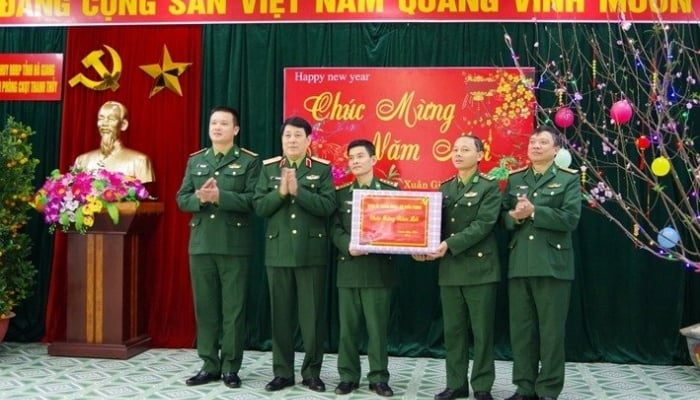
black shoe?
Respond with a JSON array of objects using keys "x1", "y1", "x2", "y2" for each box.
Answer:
[
  {"x1": 434, "y1": 388, "x2": 469, "y2": 400},
  {"x1": 222, "y1": 372, "x2": 241, "y2": 388},
  {"x1": 505, "y1": 394, "x2": 538, "y2": 400},
  {"x1": 335, "y1": 381, "x2": 359, "y2": 395},
  {"x1": 265, "y1": 376, "x2": 295, "y2": 391},
  {"x1": 369, "y1": 382, "x2": 394, "y2": 397},
  {"x1": 474, "y1": 392, "x2": 494, "y2": 400},
  {"x1": 539, "y1": 397, "x2": 558, "y2": 400},
  {"x1": 301, "y1": 377, "x2": 326, "y2": 392},
  {"x1": 185, "y1": 370, "x2": 220, "y2": 386}
]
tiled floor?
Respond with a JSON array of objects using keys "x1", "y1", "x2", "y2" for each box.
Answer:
[{"x1": 1, "y1": 342, "x2": 699, "y2": 399}]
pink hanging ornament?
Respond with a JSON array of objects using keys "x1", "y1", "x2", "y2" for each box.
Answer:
[
  {"x1": 610, "y1": 100, "x2": 633, "y2": 124},
  {"x1": 554, "y1": 107, "x2": 575, "y2": 128}
]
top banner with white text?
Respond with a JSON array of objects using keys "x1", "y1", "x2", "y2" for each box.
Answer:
[
  {"x1": 283, "y1": 67, "x2": 535, "y2": 190},
  {"x1": 0, "y1": 0, "x2": 698, "y2": 26}
]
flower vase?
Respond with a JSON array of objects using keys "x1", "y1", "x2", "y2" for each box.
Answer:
[{"x1": 0, "y1": 312, "x2": 16, "y2": 343}]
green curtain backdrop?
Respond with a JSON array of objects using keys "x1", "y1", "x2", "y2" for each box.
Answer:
[
  {"x1": 0, "y1": 27, "x2": 65, "y2": 341},
  {"x1": 200, "y1": 23, "x2": 700, "y2": 365},
  {"x1": 1, "y1": 23, "x2": 698, "y2": 365}
]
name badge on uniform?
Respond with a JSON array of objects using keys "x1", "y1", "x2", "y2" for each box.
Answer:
[
  {"x1": 464, "y1": 191, "x2": 478, "y2": 198},
  {"x1": 518, "y1": 185, "x2": 529, "y2": 190},
  {"x1": 345, "y1": 200, "x2": 353, "y2": 205},
  {"x1": 306, "y1": 174, "x2": 320, "y2": 180},
  {"x1": 547, "y1": 183, "x2": 562, "y2": 188},
  {"x1": 198, "y1": 164, "x2": 207, "y2": 168},
  {"x1": 272, "y1": 176, "x2": 281, "y2": 180}
]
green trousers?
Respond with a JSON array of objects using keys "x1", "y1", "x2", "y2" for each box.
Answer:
[
  {"x1": 440, "y1": 283, "x2": 497, "y2": 392},
  {"x1": 337, "y1": 287, "x2": 393, "y2": 384},
  {"x1": 189, "y1": 254, "x2": 249, "y2": 374},
  {"x1": 509, "y1": 277, "x2": 572, "y2": 397},
  {"x1": 267, "y1": 265, "x2": 326, "y2": 380}
]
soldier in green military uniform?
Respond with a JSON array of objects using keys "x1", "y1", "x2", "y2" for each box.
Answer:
[
  {"x1": 331, "y1": 139, "x2": 398, "y2": 397},
  {"x1": 254, "y1": 116, "x2": 336, "y2": 393},
  {"x1": 502, "y1": 126, "x2": 581, "y2": 400},
  {"x1": 176, "y1": 106, "x2": 261, "y2": 389},
  {"x1": 414, "y1": 136, "x2": 501, "y2": 400}
]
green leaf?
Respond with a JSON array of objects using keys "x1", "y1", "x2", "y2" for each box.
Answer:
[
  {"x1": 106, "y1": 203, "x2": 119, "y2": 224},
  {"x1": 75, "y1": 208, "x2": 84, "y2": 231},
  {"x1": 59, "y1": 213, "x2": 70, "y2": 226}
]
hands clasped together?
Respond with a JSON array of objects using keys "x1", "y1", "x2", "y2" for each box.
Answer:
[
  {"x1": 196, "y1": 177, "x2": 220, "y2": 205},
  {"x1": 508, "y1": 194, "x2": 535, "y2": 221},
  {"x1": 278, "y1": 167, "x2": 298, "y2": 197}
]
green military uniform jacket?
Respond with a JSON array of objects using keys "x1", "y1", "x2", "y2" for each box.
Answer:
[
  {"x1": 439, "y1": 172, "x2": 502, "y2": 286},
  {"x1": 331, "y1": 178, "x2": 398, "y2": 288},
  {"x1": 176, "y1": 146, "x2": 261, "y2": 255},
  {"x1": 501, "y1": 164, "x2": 581, "y2": 280},
  {"x1": 254, "y1": 155, "x2": 336, "y2": 267}
]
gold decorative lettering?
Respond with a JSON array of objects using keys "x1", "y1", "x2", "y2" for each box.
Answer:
[
  {"x1": 432, "y1": 139, "x2": 452, "y2": 162},
  {"x1": 373, "y1": 131, "x2": 420, "y2": 161},
  {"x1": 304, "y1": 91, "x2": 366, "y2": 121},
  {"x1": 316, "y1": 0, "x2": 384, "y2": 12},
  {"x1": 601, "y1": 0, "x2": 690, "y2": 13},
  {"x1": 375, "y1": 91, "x2": 455, "y2": 133},
  {"x1": 241, "y1": 0, "x2": 298, "y2": 16},
  {"x1": 82, "y1": 0, "x2": 156, "y2": 22}
]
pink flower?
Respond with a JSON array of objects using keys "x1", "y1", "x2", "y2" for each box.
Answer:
[{"x1": 32, "y1": 167, "x2": 150, "y2": 233}]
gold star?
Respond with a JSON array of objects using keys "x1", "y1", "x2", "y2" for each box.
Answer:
[{"x1": 139, "y1": 45, "x2": 191, "y2": 97}]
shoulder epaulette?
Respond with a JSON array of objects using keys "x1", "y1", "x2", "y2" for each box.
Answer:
[
  {"x1": 240, "y1": 147, "x2": 258, "y2": 157},
  {"x1": 311, "y1": 156, "x2": 330, "y2": 165},
  {"x1": 336, "y1": 182, "x2": 353, "y2": 191},
  {"x1": 509, "y1": 166, "x2": 529, "y2": 174},
  {"x1": 379, "y1": 178, "x2": 399, "y2": 188},
  {"x1": 441, "y1": 175, "x2": 456, "y2": 185},
  {"x1": 479, "y1": 173, "x2": 496, "y2": 181},
  {"x1": 189, "y1": 148, "x2": 207, "y2": 157},
  {"x1": 263, "y1": 156, "x2": 282, "y2": 165},
  {"x1": 558, "y1": 166, "x2": 579, "y2": 174}
]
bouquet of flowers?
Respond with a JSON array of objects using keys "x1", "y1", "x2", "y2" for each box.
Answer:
[{"x1": 31, "y1": 168, "x2": 149, "y2": 233}]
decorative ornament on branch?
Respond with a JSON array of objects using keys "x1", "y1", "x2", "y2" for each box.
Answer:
[{"x1": 504, "y1": 19, "x2": 700, "y2": 272}]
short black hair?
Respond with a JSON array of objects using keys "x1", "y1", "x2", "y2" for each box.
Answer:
[
  {"x1": 210, "y1": 106, "x2": 240, "y2": 126},
  {"x1": 456, "y1": 135, "x2": 484, "y2": 152},
  {"x1": 280, "y1": 116, "x2": 312, "y2": 136},
  {"x1": 347, "y1": 139, "x2": 376, "y2": 157},
  {"x1": 534, "y1": 125, "x2": 563, "y2": 147}
]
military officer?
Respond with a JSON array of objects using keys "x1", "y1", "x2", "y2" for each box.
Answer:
[
  {"x1": 502, "y1": 126, "x2": 581, "y2": 400},
  {"x1": 254, "y1": 116, "x2": 336, "y2": 393},
  {"x1": 176, "y1": 106, "x2": 261, "y2": 389},
  {"x1": 331, "y1": 139, "x2": 398, "y2": 397},
  {"x1": 414, "y1": 135, "x2": 501, "y2": 400}
]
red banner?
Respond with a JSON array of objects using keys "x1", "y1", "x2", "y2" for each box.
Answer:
[
  {"x1": 360, "y1": 195, "x2": 429, "y2": 246},
  {"x1": 351, "y1": 190, "x2": 443, "y2": 254},
  {"x1": 284, "y1": 67, "x2": 534, "y2": 190},
  {"x1": 0, "y1": 54, "x2": 63, "y2": 101},
  {"x1": 0, "y1": 0, "x2": 697, "y2": 25}
]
